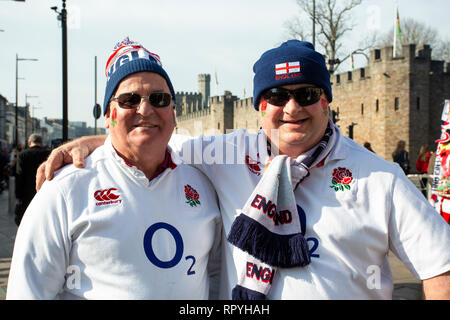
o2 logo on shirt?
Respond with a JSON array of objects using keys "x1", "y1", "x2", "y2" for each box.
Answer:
[
  {"x1": 143, "y1": 222, "x2": 196, "y2": 275},
  {"x1": 297, "y1": 205, "x2": 320, "y2": 258}
]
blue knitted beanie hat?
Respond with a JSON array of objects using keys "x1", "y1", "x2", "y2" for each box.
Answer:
[
  {"x1": 103, "y1": 37, "x2": 176, "y2": 115},
  {"x1": 253, "y1": 40, "x2": 332, "y2": 110}
]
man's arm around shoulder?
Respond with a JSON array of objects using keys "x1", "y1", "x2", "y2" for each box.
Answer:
[{"x1": 423, "y1": 270, "x2": 450, "y2": 300}]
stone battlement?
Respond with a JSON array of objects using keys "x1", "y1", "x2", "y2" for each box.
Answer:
[
  {"x1": 233, "y1": 97, "x2": 254, "y2": 109},
  {"x1": 332, "y1": 44, "x2": 450, "y2": 87},
  {"x1": 176, "y1": 107, "x2": 211, "y2": 121}
]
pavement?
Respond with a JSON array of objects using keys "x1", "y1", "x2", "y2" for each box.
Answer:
[
  {"x1": 0, "y1": 188, "x2": 422, "y2": 300},
  {"x1": 0, "y1": 188, "x2": 17, "y2": 300}
]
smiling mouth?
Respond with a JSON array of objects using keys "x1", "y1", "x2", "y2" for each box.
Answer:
[
  {"x1": 280, "y1": 118, "x2": 308, "y2": 125},
  {"x1": 135, "y1": 123, "x2": 158, "y2": 128}
]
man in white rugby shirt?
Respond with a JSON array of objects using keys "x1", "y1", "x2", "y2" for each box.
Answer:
[
  {"x1": 37, "y1": 40, "x2": 450, "y2": 299},
  {"x1": 7, "y1": 39, "x2": 221, "y2": 300}
]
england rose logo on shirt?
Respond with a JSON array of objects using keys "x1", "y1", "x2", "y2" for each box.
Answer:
[
  {"x1": 330, "y1": 167, "x2": 353, "y2": 191},
  {"x1": 245, "y1": 154, "x2": 262, "y2": 176},
  {"x1": 184, "y1": 184, "x2": 200, "y2": 207}
]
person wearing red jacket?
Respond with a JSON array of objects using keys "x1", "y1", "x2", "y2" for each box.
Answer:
[
  {"x1": 416, "y1": 145, "x2": 431, "y2": 173},
  {"x1": 416, "y1": 145, "x2": 432, "y2": 198}
]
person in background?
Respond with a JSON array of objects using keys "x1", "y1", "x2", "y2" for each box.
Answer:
[
  {"x1": 416, "y1": 145, "x2": 432, "y2": 198},
  {"x1": 363, "y1": 142, "x2": 375, "y2": 153},
  {"x1": 392, "y1": 140, "x2": 410, "y2": 175},
  {"x1": 416, "y1": 145, "x2": 431, "y2": 174},
  {"x1": 14, "y1": 134, "x2": 50, "y2": 225}
]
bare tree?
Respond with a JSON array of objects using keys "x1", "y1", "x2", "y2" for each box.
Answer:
[
  {"x1": 284, "y1": 0, "x2": 363, "y2": 73},
  {"x1": 378, "y1": 17, "x2": 449, "y2": 62}
]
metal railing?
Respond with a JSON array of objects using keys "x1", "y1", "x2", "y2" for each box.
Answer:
[{"x1": 407, "y1": 174, "x2": 433, "y2": 200}]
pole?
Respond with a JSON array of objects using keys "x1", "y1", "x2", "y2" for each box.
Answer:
[
  {"x1": 25, "y1": 95, "x2": 28, "y2": 142},
  {"x1": 25, "y1": 95, "x2": 38, "y2": 139},
  {"x1": 62, "y1": 0, "x2": 68, "y2": 141},
  {"x1": 15, "y1": 54, "x2": 18, "y2": 147},
  {"x1": 393, "y1": 0, "x2": 398, "y2": 58},
  {"x1": 312, "y1": 0, "x2": 316, "y2": 47},
  {"x1": 94, "y1": 56, "x2": 97, "y2": 135}
]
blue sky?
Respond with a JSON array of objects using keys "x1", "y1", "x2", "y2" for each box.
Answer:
[{"x1": 0, "y1": 0, "x2": 449, "y2": 129}]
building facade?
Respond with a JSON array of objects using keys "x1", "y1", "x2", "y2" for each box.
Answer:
[{"x1": 330, "y1": 44, "x2": 450, "y2": 163}]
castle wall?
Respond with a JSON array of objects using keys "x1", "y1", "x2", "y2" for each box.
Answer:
[
  {"x1": 331, "y1": 44, "x2": 450, "y2": 165},
  {"x1": 175, "y1": 108, "x2": 215, "y2": 136},
  {"x1": 175, "y1": 91, "x2": 202, "y2": 116},
  {"x1": 175, "y1": 92, "x2": 238, "y2": 136},
  {"x1": 233, "y1": 97, "x2": 260, "y2": 133},
  {"x1": 198, "y1": 74, "x2": 211, "y2": 109}
]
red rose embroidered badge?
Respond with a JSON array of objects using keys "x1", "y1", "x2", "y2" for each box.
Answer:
[
  {"x1": 330, "y1": 167, "x2": 353, "y2": 191},
  {"x1": 245, "y1": 154, "x2": 262, "y2": 176},
  {"x1": 185, "y1": 184, "x2": 200, "y2": 207}
]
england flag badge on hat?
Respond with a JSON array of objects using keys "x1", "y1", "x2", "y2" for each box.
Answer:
[{"x1": 275, "y1": 61, "x2": 300, "y2": 75}]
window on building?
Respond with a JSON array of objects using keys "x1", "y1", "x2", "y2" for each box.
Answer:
[
  {"x1": 336, "y1": 74, "x2": 340, "y2": 84},
  {"x1": 360, "y1": 68, "x2": 365, "y2": 78},
  {"x1": 218, "y1": 122, "x2": 220, "y2": 130},
  {"x1": 375, "y1": 49, "x2": 381, "y2": 60},
  {"x1": 417, "y1": 97, "x2": 420, "y2": 110},
  {"x1": 348, "y1": 72, "x2": 352, "y2": 81},
  {"x1": 361, "y1": 103, "x2": 364, "y2": 115},
  {"x1": 376, "y1": 99, "x2": 379, "y2": 112},
  {"x1": 394, "y1": 97, "x2": 399, "y2": 111}
]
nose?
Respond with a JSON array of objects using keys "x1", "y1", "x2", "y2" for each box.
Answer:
[
  {"x1": 283, "y1": 95, "x2": 302, "y2": 115},
  {"x1": 136, "y1": 97, "x2": 156, "y2": 116}
]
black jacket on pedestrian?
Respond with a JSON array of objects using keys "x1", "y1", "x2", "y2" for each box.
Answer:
[{"x1": 15, "y1": 145, "x2": 50, "y2": 205}]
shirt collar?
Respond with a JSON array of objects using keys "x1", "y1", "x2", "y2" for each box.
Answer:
[
  {"x1": 257, "y1": 121, "x2": 348, "y2": 167},
  {"x1": 104, "y1": 135, "x2": 178, "y2": 183}
]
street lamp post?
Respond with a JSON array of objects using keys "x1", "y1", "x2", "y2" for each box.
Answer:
[
  {"x1": 15, "y1": 54, "x2": 37, "y2": 147},
  {"x1": 51, "y1": 0, "x2": 68, "y2": 142},
  {"x1": 25, "y1": 94, "x2": 38, "y2": 141},
  {"x1": 93, "y1": 56, "x2": 101, "y2": 135}
]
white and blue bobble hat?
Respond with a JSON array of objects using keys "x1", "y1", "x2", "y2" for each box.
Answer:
[{"x1": 103, "y1": 38, "x2": 176, "y2": 115}]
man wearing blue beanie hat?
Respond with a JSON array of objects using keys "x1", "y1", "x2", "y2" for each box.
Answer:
[
  {"x1": 253, "y1": 40, "x2": 332, "y2": 110},
  {"x1": 38, "y1": 39, "x2": 450, "y2": 301},
  {"x1": 252, "y1": 40, "x2": 334, "y2": 160}
]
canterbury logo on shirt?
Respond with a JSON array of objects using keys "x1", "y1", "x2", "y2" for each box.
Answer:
[{"x1": 94, "y1": 188, "x2": 122, "y2": 206}]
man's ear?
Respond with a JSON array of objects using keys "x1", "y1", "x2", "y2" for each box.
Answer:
[{"x1": 171, "y1": 107, "x2": 177, "y2": 126}]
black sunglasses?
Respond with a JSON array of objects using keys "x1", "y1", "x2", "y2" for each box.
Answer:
[
  {"x1": 110, "y1": 92, "x2": 172, "y2": 109},
  {"x1": 262, "y1": 87, "x2": 324, "y2": 107}
]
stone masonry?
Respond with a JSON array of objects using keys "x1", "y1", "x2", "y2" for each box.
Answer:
[{"x1": 330, "y1": 44, "x2": 450, "y2": 163}]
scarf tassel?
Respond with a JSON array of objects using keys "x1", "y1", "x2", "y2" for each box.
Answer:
[
  {"x1": 232, "y1": 285, "x2": 267, "y2": 300},
  {"x1": 227, "y1": 213, "x2": 311, "y2": 268}
]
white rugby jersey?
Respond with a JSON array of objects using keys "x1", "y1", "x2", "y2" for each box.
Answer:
[
  {"x1": 170, "y1": 127, "x2": 450, "y2": 300},
  {"x1": 7, "y1": 136, "x2": 221, "y2": 300}
]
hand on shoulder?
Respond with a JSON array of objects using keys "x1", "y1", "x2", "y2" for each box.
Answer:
[{"x1": 36, "y1": 135, "x2": 106, "y2": 191}]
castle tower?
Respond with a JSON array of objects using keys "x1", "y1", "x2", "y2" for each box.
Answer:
[
  {"x1": 330, "y1": 43, "x2": 450, "y2": 164},
  {"x1": 198, "y1": 74, "x2": 211, "y2": 110}
]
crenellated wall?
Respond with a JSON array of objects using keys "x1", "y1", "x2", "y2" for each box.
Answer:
[{"x1": 330, "y1": 43, "x2": 450, "y2": 163}]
